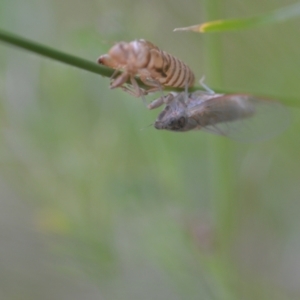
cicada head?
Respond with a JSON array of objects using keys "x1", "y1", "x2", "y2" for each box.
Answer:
[
  {"x1": 97, "y1": 54, "x2": 116, "y2": 68},
  {"x1": 154, "y1": 92, "x2": 198, "y2": 132}
]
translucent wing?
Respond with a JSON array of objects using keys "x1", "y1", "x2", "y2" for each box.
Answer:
[{"x1": 188, "y1": 94, "x2": 290, "y2": 142}]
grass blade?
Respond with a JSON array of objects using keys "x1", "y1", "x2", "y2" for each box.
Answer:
[{"x1": 174, "y1": 2, "x2": 300, "y2": 33}]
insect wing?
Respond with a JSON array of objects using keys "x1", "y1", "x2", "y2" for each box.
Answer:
[{"x1": 189, "y1": 94, "x2": 290, "y2": 142}]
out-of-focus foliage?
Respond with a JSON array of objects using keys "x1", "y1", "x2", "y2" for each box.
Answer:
[
  {"x1": 1, "y1": 0, "x2": 300, "y2": 299},
  {"x1": 174, "y1": 2, "x2": 300, "y2": 32}
]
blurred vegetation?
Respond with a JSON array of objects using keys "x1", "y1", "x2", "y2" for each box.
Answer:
[
  {"x1": 1, "y1": 0, "x2": 300, "y2": 299},
  {"x1": 176, "y1": 2, "x2": 300, "y2": 33}
]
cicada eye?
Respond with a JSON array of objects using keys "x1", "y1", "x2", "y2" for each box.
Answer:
[
  {"x1": 178, "y1": 116, "x2": 186, "y2": 128},
  {"x1": 169, "y1": 116, "x2": 186, "y2": 130}
]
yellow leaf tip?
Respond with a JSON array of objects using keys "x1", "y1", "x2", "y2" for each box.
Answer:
[
  {"x1": 173, "y1": 27, "x2": 188, "y2": 32},
  {"x1": 198, "y1": 24, "x2": 206, "y2": 32},
  {"x1": 173, "y1": 25, "x2": 201, "y2": 32}
]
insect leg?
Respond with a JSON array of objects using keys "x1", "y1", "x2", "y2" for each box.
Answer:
[
  {"x1": 147, "y1": 93, "x2": 176, "y2": 110},
  {"x1": 117, "y1": 75, "x2": 148, "y2": 106},
  {"x1": 139, "y1": 76, "x2": 167, "y2": 108},
  {"x1": 110, "y1": 71, "x2": 129, "y2": 89},
  {"x1": 130, "y1": 75, "x2": 148, "y2": 99},
  {"x1": 183, "y1": 77, "x2": 190, "y2": 103},
  {"x1": 140, "y1": 76, "x2": 164, "y2": 94},
  {"x1": 147, "y1": 97, "x2": 164, "y2": 109},
  {"x1": 110, "y1": 68, "x2": 121, "y2": 80},
  {"x1": 199, "y1": 76, "x2": 215, "y2": 94}
]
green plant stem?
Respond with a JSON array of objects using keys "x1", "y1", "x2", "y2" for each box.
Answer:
[
  {"x1": 0, "y1": 29, "x2": 113, "y2": 77},
  {"x1": 204, "y1": 1, "x2": 239, "y2": 249},
  {"x1": 202, "y1": 0, "x2": 238, "y2": 299}
]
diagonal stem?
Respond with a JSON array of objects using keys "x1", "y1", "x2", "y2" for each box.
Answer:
[{"x1": 0, "y1": 29, "x2": 114, "y2": 77}]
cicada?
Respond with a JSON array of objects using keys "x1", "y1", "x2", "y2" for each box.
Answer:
[
  {"x1": 152, "y1": 90, "x2": 289, "y2": 142},
  {"x1": 97, "y1": 39, "x2": 195, "y2": 97}
]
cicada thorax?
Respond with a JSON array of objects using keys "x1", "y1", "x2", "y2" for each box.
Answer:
[{"x1": 97, "y1": 39, "x2": 195, "y2": 97}]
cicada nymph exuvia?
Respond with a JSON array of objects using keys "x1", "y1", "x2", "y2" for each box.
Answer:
[
  {"x1": 97, "y1": 39, "x2": 195, "y2": 97},
  {"x1": 151, "y1": 89, "x2": 290, "y2": 142}
]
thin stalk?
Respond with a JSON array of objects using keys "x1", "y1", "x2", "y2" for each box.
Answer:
[
  {"x1": 202, "y1": 0, "x2": 238, "y2": 299},
  {"x1": 0, "y1": 29, "x2": 113, "y2": 77},
  {"x1": 204, "y1": 0, "x2": 237, "y2": 243}
]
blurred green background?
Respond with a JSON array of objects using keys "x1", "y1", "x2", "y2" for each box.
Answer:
[{"x1": 1, "y1": 0, "x2": 300, "y2": 299}]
